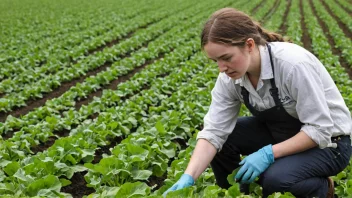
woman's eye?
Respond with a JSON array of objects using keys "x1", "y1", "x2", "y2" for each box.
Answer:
[{"x1": 223, "y1": 56, "x2": 231, "y2": 61}]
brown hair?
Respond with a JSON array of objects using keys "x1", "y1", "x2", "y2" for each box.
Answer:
[{"x1": 201, "y1": 8, "x2": 288, "y2": 49}]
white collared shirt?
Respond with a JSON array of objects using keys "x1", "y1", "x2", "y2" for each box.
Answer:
[{"x1": 197, "y1": 42, "x2": 352, "y2": 152}]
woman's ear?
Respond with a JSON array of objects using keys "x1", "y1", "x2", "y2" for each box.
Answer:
[{"x1": 246, "y1": 38, "x2": 255, "y2": 53}]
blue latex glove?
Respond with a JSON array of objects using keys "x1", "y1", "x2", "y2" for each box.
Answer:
[
  {"x1": 235, "y1": 144, "x2": 274, "y2": 184},
  {"x1": 163, "y1": 174, "x2": 194, "y2": 197}
]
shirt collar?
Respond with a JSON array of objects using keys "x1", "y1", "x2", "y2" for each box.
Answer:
[
  {"x1": 233, "y1": 44, "x2": 274, "y2": 86},
  {"x1": 260, "y1": 44, "x2": 274, "y2": 80}
]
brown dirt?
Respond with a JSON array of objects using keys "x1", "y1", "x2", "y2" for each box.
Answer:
[
  {"x1": 320, "y1": 0, "x2": 352, "y2": 39},
  {"x1": 56, "y1": 128, "x2": 71, "y2": 138},
  {"x1": 31, "y1": 136, "x2": 58, "y2": 154},
  {"x1": 8, "y1": 51, "x2": 175, "y2": 151},
  {"x1": 172, "y1": 138, "x2": 188, "y2": 150},
  {"x1": 87, "y1": 31, "x2": 134, "y2": 55},
  {"x1": 0, "y1": 20, "x2": 161, "y2": 123},
  {"x1": 334, "y1": 0, "x2": 352, "y2": 16},
  {"x1": 26, "y1": 54, "x2": 179, "y2": 156},
  {"x1": 309, "y1": 0, "x2": 352, "y2": 80},
  {"x1": 262, "y1": 0, "x2": 281, "y2": 22},
  {"x1": 74, "y1": 53, "x2": 166, "y2": 110},
  {"x1": 86, "y1": 19, "x2": 159, "y2": 56},
  {"x1": 251, "y1": 0, "x2": 267, "y2": 14},
  {"x1": 29, "y1": 128, "x2": 71, "y2": 154},
  {"x1": 92, "y1": 136, "x2": 124, "y2": 164},
  {"x1": 0, "y1": 64, "x2": 114, "y2": 123},
  {"x1": 300, "y1": 0, "x2": 313, "y2": 52},
  {"x1": 0, "y1": 84, "x2": 68, "y2": 123},
  {"x1": 61, "y1": 171, "x2": 95, "y2": 198},
  {"x1": 147, "y1": 174, "x2": 167, "y2": 192},
  {"x1": 1, "y1": 18, "x2": 159, "y2": 88},
  {"x1": 279, "y1": 0, "x2": 292, "y2": 35},
  {"x1": 2, "y1": 130, "x2": 14, "y2": 140}
]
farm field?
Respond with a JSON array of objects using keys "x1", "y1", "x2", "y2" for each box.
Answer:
[{"x1": 0, "y1": 0, "x2": 352, "y2": 197}]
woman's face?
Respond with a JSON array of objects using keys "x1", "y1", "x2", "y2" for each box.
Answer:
[{"x1": 204, "y1": 41, "x2": 251, "y2": 79}]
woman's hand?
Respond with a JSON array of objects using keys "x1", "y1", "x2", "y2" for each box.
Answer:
[
  {"x1": 235, "y1": 144, "x2": 274, "y2": 183},
  {"x1": 163, "y1": 174, "x2": 194, "y2": 197}
]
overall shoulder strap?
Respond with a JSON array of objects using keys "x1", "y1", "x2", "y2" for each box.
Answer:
[{"x1": 266, "y1": 44, "x2": 281, "y2": 106}]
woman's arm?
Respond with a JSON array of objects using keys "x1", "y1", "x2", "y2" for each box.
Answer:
[
  {"x1": 184, "y1": 139, "x2": 217, "y2": 180},
  {"x1": 272, "y1": 130, "x2": 317, "y2": 159}
]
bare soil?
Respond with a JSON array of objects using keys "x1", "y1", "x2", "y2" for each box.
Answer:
[
  {"x1": 61, "y1": 171, "x2": 95, "y2": 198},
  {"x1": 92, "y1": 136, "x2": 124, "y2": 164},
  {"x1": 309, "y1": 0, "x2": 352, "y2": 80},
  {"x1": 320, "y1": 0, "x2": 352, "y2": 39},
  {"x1": 74, "y1": 53, "x2": 167, "y2": 110},
  {"x1": 279, "y1": 0, "x2": 292, "y2": 35},
  {"x1": 333, "y1": 0, "x2": 352, "y2": 16},
  {"x1": 300, "y1": 0, "x2": 313, "y2": 52},
  {"x1": 262, "y1": 0, "x2": 281, "y2": 22},
  {"x1": 31, "y1": 136, "x2": 58, "y2": 154},
  {"x1": 147, "y1": 174, "x2": 167, "y2": 192},
  {"x1": 251, "y1": 0, "x2": 267, "y2": 14},
  {"x1": 0, "y1": 20, "x2": 161, "y2": 123}
]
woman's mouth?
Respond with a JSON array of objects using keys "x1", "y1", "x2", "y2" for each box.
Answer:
[{"x1": 226, "y1": 71, "x2": 237, "y2": 77}]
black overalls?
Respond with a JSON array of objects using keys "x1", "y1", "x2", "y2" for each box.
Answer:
[
  {"x1": 210, "y1": 44, "x2": 351, "y2": 197},
  {"x1": 240, "y1": 44, "x2": 303, "y2": 143}
]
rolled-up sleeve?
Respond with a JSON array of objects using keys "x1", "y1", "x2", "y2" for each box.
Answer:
[
  {"x1": 196, "y1": 74, "x2": 241, "y2": 152},
  {"x1": 286, "y1": 62, "x2": 334, "y2": 148}
]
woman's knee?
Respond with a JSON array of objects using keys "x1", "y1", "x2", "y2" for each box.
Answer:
[{"x1": 261, "y1": 166, "x2": 291, "y2": 195}]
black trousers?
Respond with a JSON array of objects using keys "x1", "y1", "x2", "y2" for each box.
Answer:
[{"x1": 210, "y1": 117, "x2": 352, "y2": 198}]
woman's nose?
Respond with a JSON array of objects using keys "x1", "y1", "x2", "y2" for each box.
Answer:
[{"x1": 217, "y1": 61, "x2": 227, "y2": 72}]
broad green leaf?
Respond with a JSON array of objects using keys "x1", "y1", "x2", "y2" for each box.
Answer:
[
  {"x1": 126, "y1": 144, "x2": 149, "y2": 162},
  {"x1": 13, "y1": 168, "x2": 34, "y2": 183},
  {"x1": 120, "y1": 125, "x2": 130, "y2": 135},
  {"x1": 108, "y1": 121, "x2": 119, "y2": 130},
  {"x1": 227, "y1": 167, "x2": 241, "y2": 186},
  {"x1": 155, "y1": 121, "x2": 166, "y2": 134},
  {"x1": 4, "y1": 161, "x2": 20, "y2": 176},
  {"x1": 226, "y1": 184, "x2": 241, "y2": 197},
  {"x1": 152, "y1": 161, "x2": 167, "y2": 177},
  {"x1": 202, "y1": 185, "x2": 224, "y2": 198},
  {"x1": 128, "y1": 117, "x2": 138, "y2": 127},
  {"x1": 81, "y1": 149, "x2": 95, "y2": 163},
  {"x1": 165, "y1": 186, "x2": 194, "y2": 198},
  {"x1": 0, "y1": 159, "x2": 11, "y2": 168},
  {"x1": 0, "y1": 183, "x2": 16, "y2": 195},
  {"x1": 160, "y1": 147, "x2": 175, "y2": 158},
  {"x1": 26, "y1": 175, "x2": 61, "y2": 197},
  {"x1": 249, "y1": 182, "x2": 262, "y2": 196},
  {"x1": 131, "y1": 169, "x2": 152, "y2": 180},
  {"x1": 115, "y1": 182, "x2": 151, "y2": 198},
  {"x1": 98, "y1": 186, "x2": 120, "y2": 198},
  {"x1": 59, "y1": 178, "x2": 72, "y2": 187}
]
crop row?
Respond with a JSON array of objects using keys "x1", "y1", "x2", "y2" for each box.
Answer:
[
  {"x1": 0, "y1": 0, "x2": 163, "y2": 65},
  {"x1": 0, "y1": 0, "x2": 241, "y2": 196},
  {"x1": 0, "y1": 0, "x2": 218, "y2": 138},
  {"x1": 298, "y1": 0, "x2": 352, "y2": 197},
  {"x1": 311, "y1": 0, "x2": 352, "y2": 67},
  {"x1": 0, "y1": 3, "x2": 161, "y2": 81},
  {"x1": 0, "y1": 23, "x2": 200, "y2": 155},
  {"x1": 0, "y1": 1, "x2": 195, "y2": 103},
  {"x1": 0, "y1": 49, "x2": 215, "y2": 197},
  {"x1": 84, "y1": 55, "x2": 219, "y2": 198},
  {"x1": 303, "y1": 0, "x2": 352, "y2": 108},
  {"x1": 322, "y1": 0, "x2": 352, "y2": 32},
  {"x1": 335, "y1": 0, "x2": 352, "y2": 13}
]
